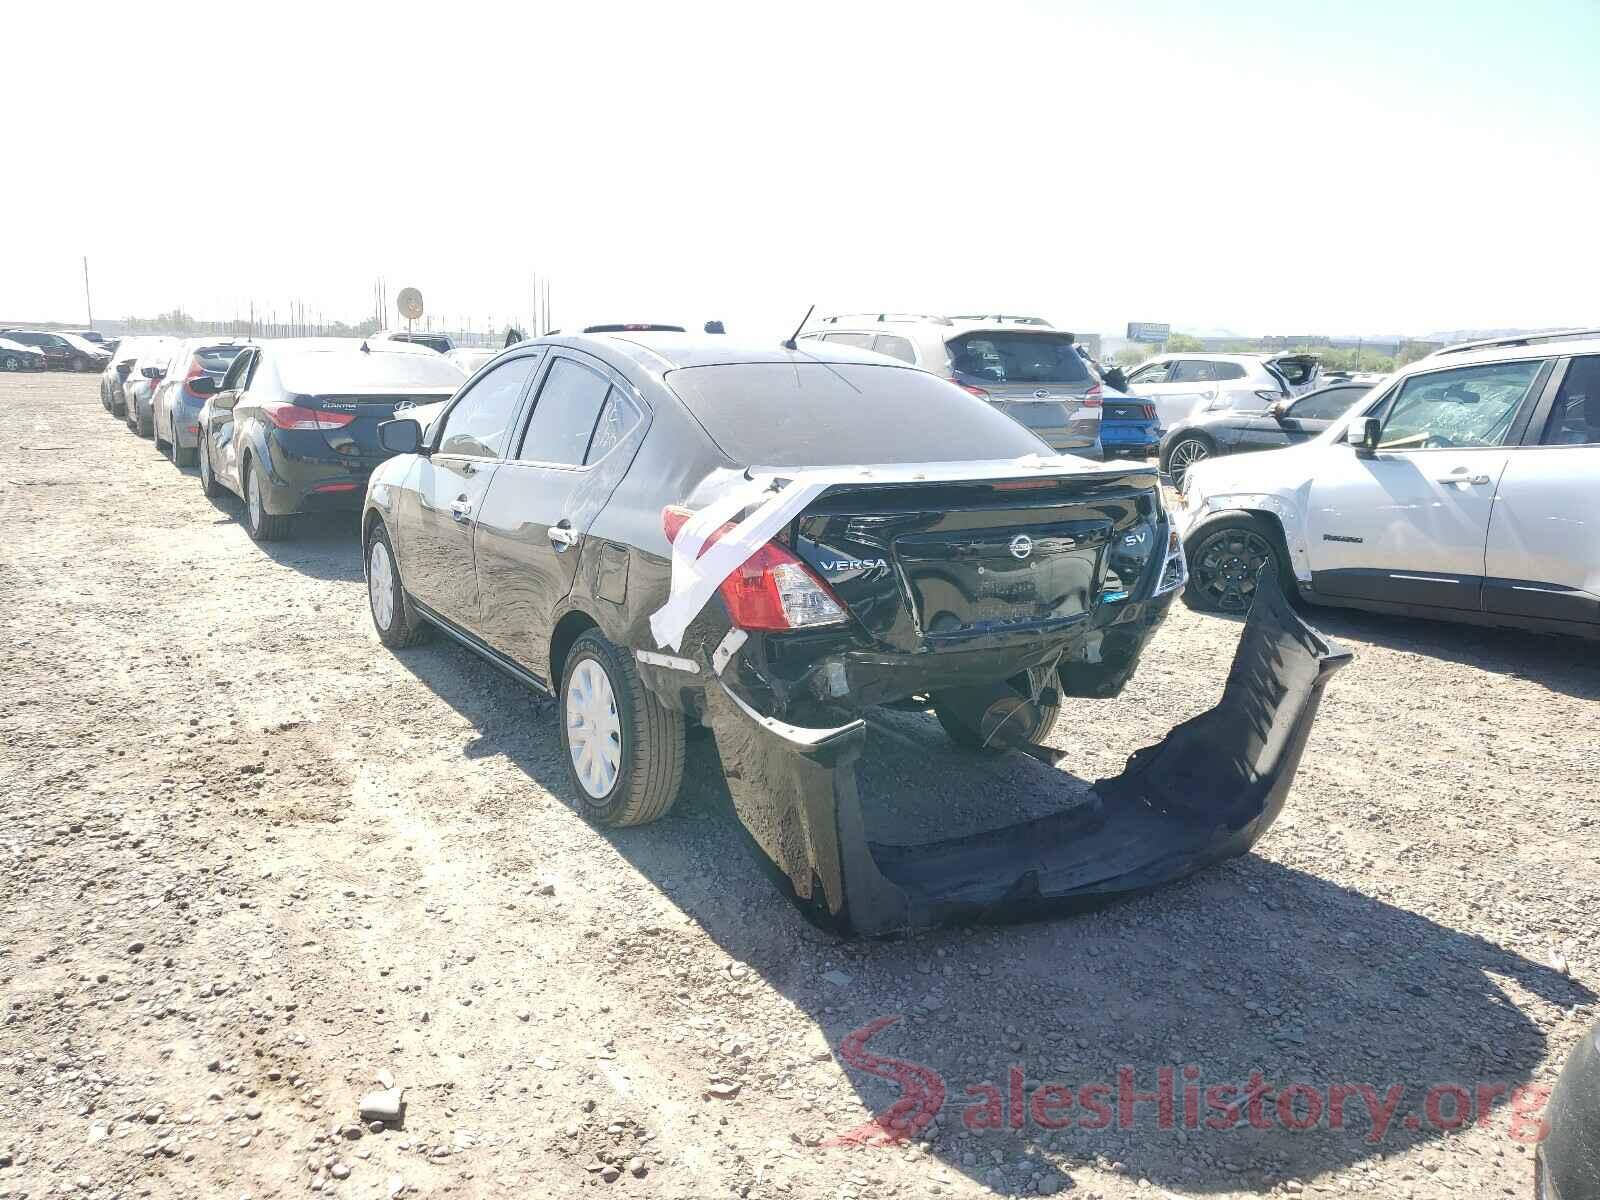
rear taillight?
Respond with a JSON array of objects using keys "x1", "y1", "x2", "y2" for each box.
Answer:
[
  {"x1": 949, "y1": 377, "x2": 990, "y2": 399},
  {"x1": 1083, "y1": 382, "x2": 1103, "y2": 408},
  {"x1": 1142, "y1": 404, "x2": 1157, "y2": 420},
  {"x1": 662, "y1": 505, "x2": 848, "y2": 632},
  {"x1": 261, "y1": 402, "x2": 357, "y2": 431}
]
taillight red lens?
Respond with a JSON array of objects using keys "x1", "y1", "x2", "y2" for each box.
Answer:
[
  {"x1": 949, "y1": 377, "x2": 990, "y2": 399},
  {"x1": 661, "y1": 505, "x2": 847, "y2": 632},
  {"x1": 185, "y1": 358, "x2": 205, "y2": 381},
  {"x1": 1083, "y1": 383, "x2": 1103, "y2": 408},
  {"x1": 1143, "y1": 404, "x2": 1157, "y2": 420},
  {"x1": 261, "y1": 402, "x2": 357, "y2": 431}
]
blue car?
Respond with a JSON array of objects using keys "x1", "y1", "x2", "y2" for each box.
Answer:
[
  {"x1": 152, "y1": 339, "x2": 251, "y2": 465},
  {"x1": 1100, "y1": 393, "x2": 1162, "y2": 460}
]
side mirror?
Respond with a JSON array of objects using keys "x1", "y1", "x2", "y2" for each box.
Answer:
[
  {"x1": 1349, "y1": 416, "x2": 1381, "y2": 455},
  {"x1": 212, "y1": 390, "x2": 238, "y2": 411},
  {"x1": 141, "y1": 365, "x2": 164, "y2": 379},
  {"x1": 188, "y1": 375, "x2": 220, "y2": 396},
  {"x1": 378, "y1": 418, "x2": 423, "y2": 455},
  {"x1": 1268, "y1": 400, "x2": 1290, "y2": 419}
]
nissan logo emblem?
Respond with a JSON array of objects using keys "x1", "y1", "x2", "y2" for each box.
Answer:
[{"x1": 1009, "y1": 534, "x2": 1033, "y2": 560}]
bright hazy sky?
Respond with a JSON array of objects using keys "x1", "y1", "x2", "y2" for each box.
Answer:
[{"x1": 4, "y1": 0, "x2": 1596, "y2": 339}]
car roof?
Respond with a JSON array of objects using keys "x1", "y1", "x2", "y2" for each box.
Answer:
[
  {"x1": 543, "y1": 332, "x2": 919, "y2": 378},
  {"x1": 1398, "y1": 335, "x2": 1600, "y2": 375}
]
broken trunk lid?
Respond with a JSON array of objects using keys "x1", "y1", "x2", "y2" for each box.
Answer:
[{"x1": 791, "y1": 471, "x2": 1161, "y2": 650}]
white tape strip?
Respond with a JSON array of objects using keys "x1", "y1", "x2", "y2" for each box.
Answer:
[{"x1": 647, "y1": 454, "x2": 1127, "y2": 651}]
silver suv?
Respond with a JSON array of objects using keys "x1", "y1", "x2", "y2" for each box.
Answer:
[{"x1": 798, "y1": 313, "x2": 1103, "y2": 457}]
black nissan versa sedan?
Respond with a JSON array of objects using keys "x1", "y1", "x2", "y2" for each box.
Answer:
[
  {"x1": 193, "y1": 338, "x2": 465, "y2": 540},
  {"x1": 359, "y1": 333, "x2": 1351, "y2": 935}
]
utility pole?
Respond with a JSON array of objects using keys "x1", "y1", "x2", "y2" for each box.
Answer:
[{"x1": 82, "y1": 256, "x2": 94, "y2": 328}]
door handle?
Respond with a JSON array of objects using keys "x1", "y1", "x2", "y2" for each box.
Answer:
[
  {"x1": 547, "y1": 521, "x2": 579, "y2": 549},
  {"x1": 1437, "y1": 474, "x2": 1491, "y2": 486},
  {"x1": 450, "y1": 499, "x2": 473, "y2": 521}
]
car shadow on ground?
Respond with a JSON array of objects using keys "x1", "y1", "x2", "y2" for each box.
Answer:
[
  {"x1": 390, "y1": 636, "x2": 1592, "y2": 1195},
  {"x1": 199, "y1": 489, "x2": 365, "y2": 583}
]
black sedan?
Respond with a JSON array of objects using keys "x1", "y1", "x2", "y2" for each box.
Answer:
[
  {"x1": 1159, "y1": 378, "x2": 1379, "y2": 489},
  {"x1": 359, "y1": 333, "x2": 1349, "y2": 936},
  {"x1": 193, "y1": 338, "x2": 464, "y2": 541},
  {"x1": 0, "y1": 337, "x2": 48, "y2": 372}
]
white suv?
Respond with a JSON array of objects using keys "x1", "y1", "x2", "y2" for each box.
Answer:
[
  {"x1": 1177, "y1": 334, "x2": 1599, "y2": 638},
  {"x1": 798, "y1": 314, "x2": 1104, "y2": 457},
  {"x1": 1123, "y1": 352, "x2": 1319, "y2": 428}
]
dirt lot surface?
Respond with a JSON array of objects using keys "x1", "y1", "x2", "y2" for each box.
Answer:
[{"x1": 3, "y1": 372, "x2": 1597, "y2": 1200}]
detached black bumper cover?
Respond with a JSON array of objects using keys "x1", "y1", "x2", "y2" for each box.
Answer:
[{"x1": 704, "y1": 570, "x2": 1352, "y2": 936}]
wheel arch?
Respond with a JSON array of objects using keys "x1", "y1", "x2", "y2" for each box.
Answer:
[
  {"x1": 1185, "y1": 504, "x2": 1302, "y2": 593},
  {"x1": 1160, "y1": 427, "x2": 1218, "y2": 472},
  {"x1": 550, "y1": 609, "x2": 601, "y2": 693}
]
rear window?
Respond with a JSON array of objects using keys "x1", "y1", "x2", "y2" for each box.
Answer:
[
  {"x1": 277, "y1": 350, "x2": 465, "y2": 394},
  {"x1": 946, "y1": 332, "x2": 1090, "y2": 385},
  {"x1": 195, "y1": 346, "x2": 244, "y2": 376},
  {"x1": 666, "y1": 363, "x2": 1047, "y2": 468},
  {"x1": 389, "y1": 333, "x2": 453, "y2": 353}
]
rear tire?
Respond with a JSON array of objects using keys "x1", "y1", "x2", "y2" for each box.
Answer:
[
  {"x1": 1183, "y1": 513, "x2": 1293, "y2": 615},
  {"x1": 244, "y1": 457, "x2": 291, "y2": 541},
  {"x1": 2, "y1": 354, "x2": 19, "y2": 372},
  {"x1": 559, "y1": 630, "x2": 684, "y2": 827},
  {"x1": 173, "y1": 434, "x2": 196, "y2": 468},
  {"x1": 365, "y1": 522, "x2": 428, "y2": 648},
  {"x1": 932, "y1": 686, "x2": 1060, "y2": 752},
  {"x1": 155, "y1": 411, "x2": 171, "y2": 456},
  {"x1": 198, "y1": 434, "x2": 223, "y2": 498},
  {"x1": 136, "y1": 405, "x2": 153, "y2": 438}
]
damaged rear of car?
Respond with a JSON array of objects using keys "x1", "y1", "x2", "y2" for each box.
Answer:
[{"x1": 363, "y1": 333, "x2": 1350, "y2": 935}]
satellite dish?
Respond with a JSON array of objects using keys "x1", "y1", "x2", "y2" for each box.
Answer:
[{"x1": 396, "y1": 287, "x2": 424, "y2": 322}]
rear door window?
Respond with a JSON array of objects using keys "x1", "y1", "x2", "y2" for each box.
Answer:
[
  {"x1": 872, "y1": 334, "x2": 917, "y2": 364},
  {"x1": 518, "y1": 356, "x2": 612, "y2": 466},
  {"x1": 1289, "y1": 385, "x2": 1369, "y2": 422},
  {"x1": 1171, "y1": 360, "x2": 1221, "y2": 383},
  {"x1": 821, "y1": 332, "x2": 874, "y2": 349},
  {"x1": 584, "y1": 389, "x2": 644, "y2": 464},
  {"x1": 437, "y1": 356, "x2": 538, "y2": 459},
  {"x1": 1212, "y1": 362, "x2": 1246, "y2": 381},
  {"x1": 1540, "y1": 356, "x2": 1600, "y2": 445},
  {"x1": 946, "y1": 332, "x2": 1090, "y2": 384}
]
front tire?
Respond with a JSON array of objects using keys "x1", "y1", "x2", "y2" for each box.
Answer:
[
  {"x1": 1164, "y1": 434, "x2": 1213, "y2": 491},
  {"x1": 1184, "y1": 514, "x2": 1292, "y2": 615},
  {"x1": 366, "y1": 522, "x2": 428, "y2": 648},
  {"x1": 244, "y1": 457, "x2": 291, "y2": 541},
  {"x1": 559, "y1": 630, "x2": 684, "y2": 827}
]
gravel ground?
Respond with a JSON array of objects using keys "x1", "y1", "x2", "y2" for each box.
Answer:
[{"x1": 2, "y1": 372, "x2": 1596, "y2": 1200}]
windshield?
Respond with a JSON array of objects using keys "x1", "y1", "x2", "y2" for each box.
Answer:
[
  {"x1": 946, "y1": 332, "x2": 1091, "y2": 385},
  {"x1": 667, "y1": 361, "x2": 1049, "y2": 468}
]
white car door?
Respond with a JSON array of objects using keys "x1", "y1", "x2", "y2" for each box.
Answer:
[
  {"x1": 1303, "y1": 357, "x2": 1551, "y2": 612},
  {"x1": 1126, "y1": 358, "x2": 1212, "y2": 426},
  {"x1": 1482, "y1": 354, "x2": 1600, "y2": 630}
]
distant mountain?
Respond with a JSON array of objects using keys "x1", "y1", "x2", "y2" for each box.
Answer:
[{"x1": 1418, "y1": 327, "x2": 1567, "y2": 344}]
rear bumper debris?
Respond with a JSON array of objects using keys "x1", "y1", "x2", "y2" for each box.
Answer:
[{"x1": 703, "y1": 568, "x2": 1351, "y2": 936}]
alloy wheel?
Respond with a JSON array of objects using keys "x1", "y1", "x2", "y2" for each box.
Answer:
[
  {"x1": 368, "y1": 540, "x2": 396, "y2": 632},
  {"x1": 566, "y1": 658, "x2": 622, "y2": 800},
  {"x1": 1193, "y1": 527, "x2": 1273, "y2": 613},
  {"x1": 2, "y1": 355, "x2": 18, "y2": 372},
  {"x1": 1168, "y1": 438, "x2": 1211, "y2": 490}
]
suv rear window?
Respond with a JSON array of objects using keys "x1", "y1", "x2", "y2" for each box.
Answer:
[
  {"x1": 278, "y1": 350, "x2": 466, "y2": 394},
  {"x1": 945, "y1": 332, "x2": 1090, "y2": 385},
  {"x1": 666, "y1": 363, "x2": 1047, "y2": 468}
]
